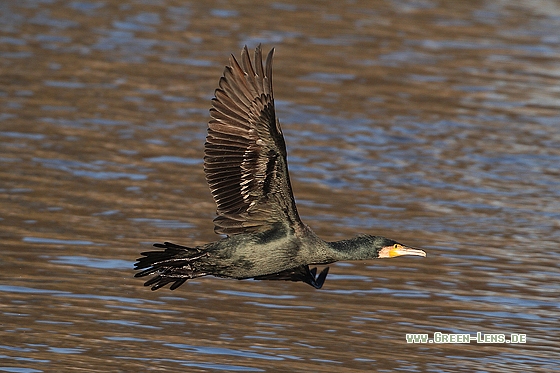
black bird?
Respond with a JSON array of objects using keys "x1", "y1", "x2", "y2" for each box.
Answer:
[{"x1": 134, "y1": 45, "x2": 426, "y2": 290}]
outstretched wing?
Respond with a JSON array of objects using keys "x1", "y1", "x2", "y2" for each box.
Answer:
[
  {"x1": 204, "y1": 45, "x2": 303, "y2": 235},
  {"x1": 253, "y1": 265, "x2": 330, "y2": 289}
]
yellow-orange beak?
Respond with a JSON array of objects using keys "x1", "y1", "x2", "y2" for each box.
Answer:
[{"x1": 379, "y1": 244, "x2": 427, "y2": 259}]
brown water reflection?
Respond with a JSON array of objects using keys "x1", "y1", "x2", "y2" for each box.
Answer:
[{"x1": 1, "y1": 0, "x2": 559, "y2": 372}]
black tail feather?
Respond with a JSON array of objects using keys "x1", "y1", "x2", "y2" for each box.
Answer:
[{"x1": 134, "y1": 242, "x2": 208, "y2": 290}]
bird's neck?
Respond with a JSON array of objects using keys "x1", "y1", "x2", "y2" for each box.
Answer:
[{"x1": 327, "y1": 237, "x2": 376, "y2": 261}]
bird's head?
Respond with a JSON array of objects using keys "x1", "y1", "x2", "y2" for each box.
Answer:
[
  {"x1": 361, "y1": 235, "x2": 427, "y2": 258},
  {"x1": 354, "y1": 234, "x2": 426, "y2": 258}
]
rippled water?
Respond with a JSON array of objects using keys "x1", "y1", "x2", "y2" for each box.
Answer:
[{"x1": 1, "y1": 1, "x2": 559, "y2": 372}]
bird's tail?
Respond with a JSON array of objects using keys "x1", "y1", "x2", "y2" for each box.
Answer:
[{"x1": 134, "y1": 242, "x2": 209, "y2": 290}]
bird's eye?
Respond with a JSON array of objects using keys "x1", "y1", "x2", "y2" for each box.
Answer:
[{"x1": 394, "y1": 244, "x2": 399, "y2": 249}]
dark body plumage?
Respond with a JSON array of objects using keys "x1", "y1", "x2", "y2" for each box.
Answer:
[{"x1": 135, "y1": 46, "x2": 426, "y2": 290}]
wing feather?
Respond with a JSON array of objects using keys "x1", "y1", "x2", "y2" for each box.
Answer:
[{"x1": 204, "y1": 45, "x2": 302, "y2": 235}]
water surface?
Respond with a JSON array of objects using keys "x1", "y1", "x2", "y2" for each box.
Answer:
[{"x1": 1, "y1": 1, "x2": 559, "y2": 372}]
